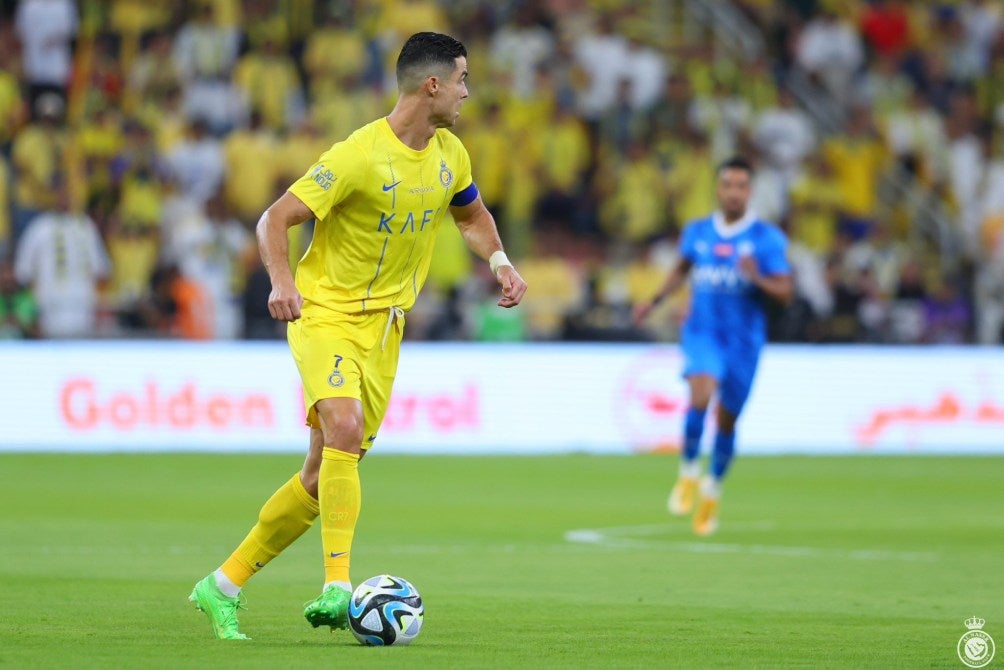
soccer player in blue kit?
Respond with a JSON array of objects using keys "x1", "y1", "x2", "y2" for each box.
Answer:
[{"x1": 634, "y1": 157, "x2": 792, "y2": 535}]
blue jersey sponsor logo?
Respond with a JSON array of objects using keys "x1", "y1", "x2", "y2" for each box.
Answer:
[{"x1": 376, "y1": 208, "x2": 437, "y2": 234}]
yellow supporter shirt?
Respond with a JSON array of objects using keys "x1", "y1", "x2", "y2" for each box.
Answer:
[
  {"x1": 0, "y1": 159, "x2": 9, "y2": 247},
  {"x1": 823, "y1": 137, "x2": 887, "y2": 218},
  {"x1": 461, "y1": 118, "x2": 509, "y2": 207},
  {"x1": 234, "y1": 54, "x2": 301, "y2": 131},
  {"x1": 224, "y1": 129, "x2": 279, "y2": 221},
  {"x1": 12, "y1": 125, "x2": 63, "y2": 210},
  {"x1": 0, "y1": 71, "x2": 24, "y2": 145},
  {"x1": 288, "y1": 117, "x2": 474, "y2": 315}
]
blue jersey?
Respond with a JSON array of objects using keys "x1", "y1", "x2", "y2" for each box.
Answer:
[{"x1": 680, "y1": 212, "x2": 790, "y2": 350}]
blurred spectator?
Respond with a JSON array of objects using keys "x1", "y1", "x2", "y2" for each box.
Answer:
[
  {"x1": 14, "y1": 0, "x2": 78, "y2": 107},
  {"x1": 853, "y1": 53, "x2": 912, "y2": 127},
  {"x1": 596, "y1": 139, "x2": 667, "y2": 243},
  {"x1": 922, "y1": 274, "x2": 971, "y2": 343},
  {"x1": 752, "y1": 87, "x2": 815, "y2": 182},
  {"x1": 795, "y1": 8, "x2": 864, "y2": 100},
  {"x1": 302, "y1": 9, "x2": 369, "y2": 102},
  {"x1": 13, "y1": 178, "x2": 109, "y2": 338},
  {"x1": 0, "y1": 37, "x2": 26, "y2": 151},
  {"x1": 223, "y1": 112, "x2": 278, "y2": 225},
  {"x1": 883, "y1": 86, "x2": 948, "y2": 183},
  {"x1": 822, "y1": 105, "x2": 887, "y2": 240},
  {"x1": 647, "y1": 72, "x2": 694, "y2": 151},
  {"x1": 859, "y1": 0, "x2": 911, "y2": 59},
  {"x1": 597, "y1": 77, "x2": 645, "y2": 155},
  {"x1": 789, "y1": 152, "x2": 842, "y2": 255},
  {"x1": 172, "y1": 2, "x2": 242, "y2": 133},
  {"x1": 0, "y1": 158, "x2": 9, "y2": 256},
  {"x1": 664, "y1": 130, "x2": 716, "y2": 230},
  {"x1": 689, "y1": 78, "x2": 752, "y2": 163},
  {"x1": 534, "y1": 100, "x2": 592, "y2": 233},
  {"x1": 127, "y1": 30, "x2": 183, "y2": 115},
  {"x1": 234, "y1": 33, "x2": 304, "y2": 132},
  {"x1": 241, "y1": 255, "x2": 281, "y2": 340},
  {"x1": 573, "y1": 12, "x2": 630, "y2": 122},
  {"x1": 0, "y1": 260, "x2": 39, "y2": 339},
  {"x1": 173, "y1": 194, "x2": 254, "y2": 339},
  {"x1": 165, "y1": 118, "x2": 225, "y2": 205},
  {"x1": 10, "y1": 93, "x2": 71, "y2": 246},
  {"x1": 621, "y1": 26, "x2": 666, "y2": 112},
  {"x1": 489, "y1": 2, "x2": 554, "y2": 100}
]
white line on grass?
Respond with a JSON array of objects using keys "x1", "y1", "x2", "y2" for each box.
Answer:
[{"x1": 563, "y1": 524, "x2": 940, "y2": 562}]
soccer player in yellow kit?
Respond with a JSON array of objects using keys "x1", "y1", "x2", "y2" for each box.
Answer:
[{"x1": 189, "y1": 32, "x2": 527, "y2": 640}]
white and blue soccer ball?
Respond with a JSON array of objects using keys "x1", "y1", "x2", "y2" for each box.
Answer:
[{"x1": 347, "y1": 575, "x2": 424, "y2": 646}]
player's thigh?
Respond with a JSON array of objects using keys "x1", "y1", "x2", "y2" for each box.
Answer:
[
  {"x1": 359, "y1": 320, "x2": 403, "y2": 452},
  {"x1": 681, "y1": 331, "x2": 723, "y2": 407},
  {"x1": 288, "y1": 316, "x2": 365, "y2": 429},
  {"x1": 719, "y1": 350, "x2": 761, "y2": 417}
]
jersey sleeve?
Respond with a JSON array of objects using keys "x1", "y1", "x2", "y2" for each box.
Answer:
[
  {"x1": 758, "y1": 226, "x2": 790, "y2": 276},
  {"x1": 287, "y1": 140, "x2": 363, "y2": 220},
  {"x1": 445, "y1": 134, "x2": 477, "y2": 207},
  {"x1": 679, "y1": 221, "x2": 700, "y2": 262}
]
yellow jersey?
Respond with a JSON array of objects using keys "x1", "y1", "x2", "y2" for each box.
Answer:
[{"x1": 288, "y1": 117, "x2": 475, "y2": 316}]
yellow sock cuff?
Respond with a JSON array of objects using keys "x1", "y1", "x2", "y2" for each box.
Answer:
[
  {"x1": 290, "y1": 472, "x2": 320, "y2": 515},
  {"x1": 321, "y1": 447, "x2": 360, "y2": 466},
  {"x1": 221, "y1": 553, "x2": 256, "y2": 587}
]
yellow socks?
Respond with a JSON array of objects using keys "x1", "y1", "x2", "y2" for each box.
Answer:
[
  {"x1": 319, "y1": 447, "x2": 361, "y2": 586},
  {"x1": 220, "y1": 472, "x2": 320, "y2": 587}
]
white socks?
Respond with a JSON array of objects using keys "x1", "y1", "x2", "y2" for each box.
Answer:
[
  {"x1": 213, "y1": 568, "x2": 241, "y2": 598},
  {"x1": 679, "y1": 460, "x2": 701, "y2": 479}
]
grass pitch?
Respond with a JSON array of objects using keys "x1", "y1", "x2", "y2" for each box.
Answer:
[{"x1": 1, "y1": 453, "x2": 1001, "y2": 668}]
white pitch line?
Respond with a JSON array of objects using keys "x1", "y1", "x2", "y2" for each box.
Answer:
[{"x1": 563, "y1": 524, "x2": 940, "y2": 562}]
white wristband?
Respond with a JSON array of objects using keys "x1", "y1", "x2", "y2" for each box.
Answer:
[{"x1": 489, "y1": 250, "x2": 512, "y2": 277}]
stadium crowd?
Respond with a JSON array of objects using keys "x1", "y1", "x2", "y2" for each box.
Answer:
[{"x1": 0, "y1": 0, "x2": 1002, "y2": 344}]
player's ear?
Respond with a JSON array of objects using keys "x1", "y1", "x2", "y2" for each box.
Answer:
[{"x1": 425, "y1": 75, "x2": 439, "y2": 96}]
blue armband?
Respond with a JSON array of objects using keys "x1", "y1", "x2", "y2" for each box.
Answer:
[{"x1": 450, "y1": 182, "x2": 479, "y2": 207}]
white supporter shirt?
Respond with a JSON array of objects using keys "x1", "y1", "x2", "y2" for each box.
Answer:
[
  {"x1": 15, "y1": 0, "x2": 78, "y2": 86},
  {"x1": 14, "y1": 212, "x2": 110, "y2": 338}
]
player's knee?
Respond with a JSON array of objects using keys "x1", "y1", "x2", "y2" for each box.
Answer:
[{"x1": 319, "y1": 410, "x2": 364, "y2": 448}]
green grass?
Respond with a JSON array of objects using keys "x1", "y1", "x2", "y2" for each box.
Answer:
[{"x1": 1, "y1": 453, "x2": 1002, "y2": 669}]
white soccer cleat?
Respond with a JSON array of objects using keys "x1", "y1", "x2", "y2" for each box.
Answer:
[{"x1": 667, "y1": 476, "x2": 698, "y2": 516}]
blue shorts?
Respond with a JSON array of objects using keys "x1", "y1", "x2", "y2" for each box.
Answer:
[{"x1": 681, "y1": 330, "x2": 761, "y2": 415}]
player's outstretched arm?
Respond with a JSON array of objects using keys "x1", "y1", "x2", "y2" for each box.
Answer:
[
  {"x1": 256, "y1": 191, "x2": 315, "y2": 321},
  {"x1": 451, "y1": 195, "x2": 527, "y2": 308},
  {"x1": 633, "y1": 258, "x2": 692, "y2": 325}
]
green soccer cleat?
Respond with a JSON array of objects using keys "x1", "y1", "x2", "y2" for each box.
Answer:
[
  {"x1": 189, "y1": 574, "x2": 251, "y2": 640},
  {"x1": 303, "y1": 584, "x2": 351, "y2": 630}
]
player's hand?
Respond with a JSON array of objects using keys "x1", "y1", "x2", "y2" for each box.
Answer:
[
  {"x1": 738, "y1": 254, "x2": 760, "y2": 281},
  {"x1": 267, "y1": 280, "x2": 303, "y2": 321},
  {"x1": 496, "y1": 265, "x2": 527, "y2": 308}
]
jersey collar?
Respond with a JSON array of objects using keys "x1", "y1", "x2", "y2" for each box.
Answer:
[{"x1": 712, "y1": 209, "x2": 756, "y2": 239}]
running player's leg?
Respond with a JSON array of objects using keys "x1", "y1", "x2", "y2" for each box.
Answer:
[
  {"x1": 670, "y1": 328, "x2": 723, "y2": 515},
  {"x1": 303, "y1": 397, "x2": 363, "y2": 630},
  {"x1": 189, "y1": 427, "x2": 324, "y2": 640},
  {"x1": 693, "y1": 353, "x2": 758, "y2": 536}
]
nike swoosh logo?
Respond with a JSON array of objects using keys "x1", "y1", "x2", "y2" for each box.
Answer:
[
  {"x1": 367, "y1": 435, "x2": 376, "y2": 442},
  {"x1": 329, "y1": 551, "x2": 348, "y2": 558},
  {"x1": 382, "y1": 180, "x2": 402, "y2": 191}
]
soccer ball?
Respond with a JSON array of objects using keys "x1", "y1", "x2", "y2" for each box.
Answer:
[{"x1": 347, "y1": 575, "x2": 424, "y2": 646}]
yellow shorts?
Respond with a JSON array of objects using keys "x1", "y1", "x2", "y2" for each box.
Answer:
[{"x1": 287, "y1": 307, "x2": 404, "y2": 449}]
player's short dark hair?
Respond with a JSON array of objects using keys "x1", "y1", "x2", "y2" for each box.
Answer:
[
  {"x1": 396, "y1": 32, "x2": 467, "y2": 91},
  {"x1": 716, "y1": 156, "x2": 754, "y2": 177}
]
